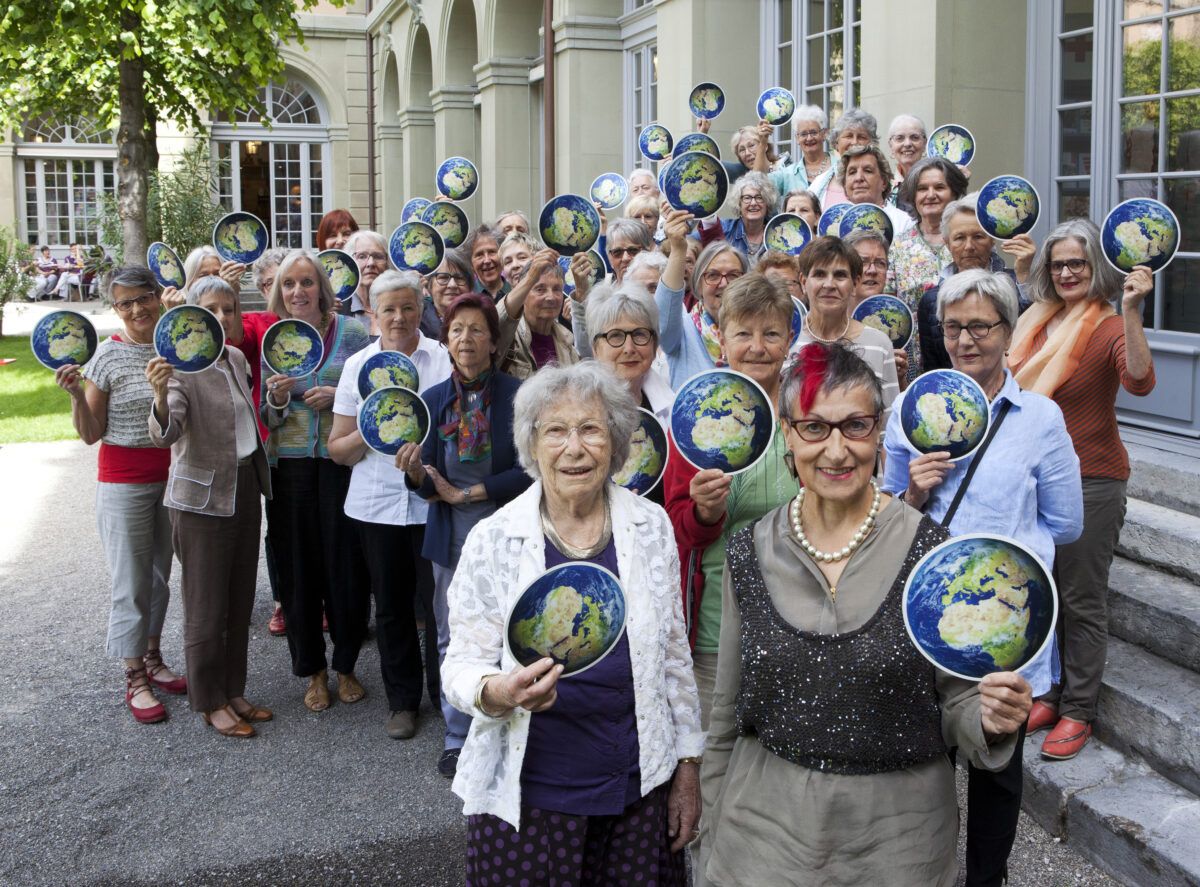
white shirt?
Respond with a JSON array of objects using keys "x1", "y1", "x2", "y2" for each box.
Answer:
[
  {"x1": 222, "y1": 360, "x2": 259, "y2": 460},
  {"x1": 333, "y1": 333, "x2": 452, "y2": 526}
]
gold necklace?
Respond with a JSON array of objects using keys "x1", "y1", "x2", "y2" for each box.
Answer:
[{"x1": 541, "y1": 494, "x2": 612, "y2": 560}]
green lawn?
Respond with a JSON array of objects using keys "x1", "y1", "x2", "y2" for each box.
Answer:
[{"x1": 0, "y1": 336, "x2": 78, "y2": 444}]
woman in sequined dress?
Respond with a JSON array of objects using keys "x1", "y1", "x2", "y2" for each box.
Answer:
[{"x1": 699, "y1": 343, "x2": 1032, "y2": 887}]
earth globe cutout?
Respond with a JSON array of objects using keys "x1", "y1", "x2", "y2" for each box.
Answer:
[
  {"x1": 903, "y1": 534, "x2": 1057, "y2": 682},
  {"x1": 1101, "y1": 197, "x2": 1181, "y2": 274},
  {"x1": 30, "y1": 310, "x2": 98, "y2": 370},
  {"x1": 817, "y1": 203, "x2": 852, "y2": 237},
  {"x1": 435, "y1": 156, "x2": 479, "y2": 201},
  {"x1": 976, "y1": 175, "x2": 1041, "y2": 240},
  {"x1": 262, "y1": 318, "x2": 325, "y2": 378},
  {"x1": 670, "y1": 369, "x2": 775, "y2": 475},
  {"x1": 757, "y1": 86, "x2": 796, "y2": 126},
  {"x1": 402, "y1": 197, "x2": 432, "y2": 223},
  {"x1": 153, "y1": 305, "x2": 225, "y2": 374},
  {"x1": 317, "y1": 249, "x2": 361, "y2": 303},
  {"x1": 839, "y1": 203, "x2": 895, "y2": 246},
  {"x1": 612, "y1": 408, "x2": 670, "y2": 496},
  {"x1": 357, "y1": 385, "x2": 431, "y2": 457},
  {"x1": 357, "y1": 350, "x2": 420, "y2": 399},
  {"x1": 561, "y1": 249, "x2": 607, "y2": 296},
  {"x1": 212, "y1": 211, "x2": 269, "y2": 264},
  {"x1": 899, "y1": 369, "x2": 991, "y2": 462},
  {"x1": 927, "y1": 124, "x2": 976, "y2": 166},
  {"x1": 639, "y1": 124, "x2": 674, "y2": 162},
  {"x1": 853, "y1": 295, "x2": 914, "y2": 350},
  {"x1": 539, "y1": 195, "x2": 602, "y2": 256},
  {"x1": 388, "y1": 221, "x2": 445, "y2": 274},
  {"x1": 662, "y1": 151, "x2": 729, "y2": 218},
  {"x1": 504, "y1": 562, "x2": 628, "y2": 676},
  {"x1": 674, "y1": 132, "x2": 722, "y2": 161},
  {"x1": 764, "y1": 213, "x2": 813, "y2": 255},
  {"x1": 789, "y1": 298, "x2": 807, "y2": 348},
  {"x1": 689, "y1": 82, "x2": 725, "y2": 120},
  {"x1": 146, "y1": 242, "x2": 185, "y2": 290},
  {"x1": 419, "y1": 201, "x2": 470, "y2": 249},
  {"x1": 590, "y1": 173, "x2": 629, "y2": 211}
]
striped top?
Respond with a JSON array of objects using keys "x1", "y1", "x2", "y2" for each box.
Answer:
[
  {"x1": 83, "y1": 336, "x2": 158, "y2": 448},
  {"x1": 791, "y1": 323, "x2": 901, "y2": 428},
  {"x1": 1036, "y1": 314, "x2": 1156, "y2": 480}
]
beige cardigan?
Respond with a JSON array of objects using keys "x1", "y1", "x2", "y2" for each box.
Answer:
[{"x1": 495, "y1": 294, "x2": 579, "y2": 380}]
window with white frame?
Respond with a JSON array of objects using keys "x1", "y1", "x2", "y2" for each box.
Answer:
[
  {"x1": 17, "y1": 116, "x2": 116, "y2": 248},
  {"x1": 621, "y1": 2, "x2": 658, "y2": 173}
]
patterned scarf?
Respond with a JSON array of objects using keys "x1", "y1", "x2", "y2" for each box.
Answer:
[
  {"x1": 438, "y1": 368, "x2": 493, "y2": 462},
  {"x1": 690, "y1": 302, "x2": 726, "y2": 367}
]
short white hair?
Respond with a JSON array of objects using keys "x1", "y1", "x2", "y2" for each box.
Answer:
[
  {"x1": 626, "y1": 250, "x2": 667, "y2": 279},
  {"x1": 887, "y1": 114, "x2": 927, "y2": 139},
  {"x1": 937, "y1": 268, "x2": 1019, "y2": 329},
  {"x1": 793, "y1": 105, "x2": 828, "y2": 130},
  {"x1": 941, "y1": 191, "x2": 980, "y2": 234}
]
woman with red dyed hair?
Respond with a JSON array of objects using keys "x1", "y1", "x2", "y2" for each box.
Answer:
[{"x1": 316, "y1": 209, "x2": 359, "y2": 252}]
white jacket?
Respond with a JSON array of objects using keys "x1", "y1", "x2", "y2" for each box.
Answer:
[{"x1": 442, "y1": 480, "x2": 705, "y2": 827}]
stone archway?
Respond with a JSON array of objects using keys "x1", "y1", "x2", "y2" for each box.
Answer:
[{"x1": 401, "y1": 23, "x2": 437, "y2": 205}]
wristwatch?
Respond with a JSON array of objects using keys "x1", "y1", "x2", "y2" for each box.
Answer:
[{"x1": 459, "y1": 486, "x2": 472, "y2": 504}]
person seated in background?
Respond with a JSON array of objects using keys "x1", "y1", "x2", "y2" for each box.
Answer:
[
  {"x1": 783, "y1": 189, "x2": 822, "y2": 232},
  {"x1": 421, "y1": 248, "x2": 474, "y2": 340},
  {"x1": 756, "y1": 251, "x2": 803, "y2": 306},
  {"x1": 498, "y1": 232, "x2": 539, "y2": 290},
  {"x1": 493, "y1": 210, "x2": 531, "y2": 238},
  {"x1": 31, "y1": 245, "x2": 59, "y2": 300},
  {"x1": 52, "y1": 243, "x2": 84, "y2": 299}
]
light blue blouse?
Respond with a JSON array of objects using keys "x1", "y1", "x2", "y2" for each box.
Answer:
[{"x1": 655, "y1": 280, "x2": 716, "y2": 390}]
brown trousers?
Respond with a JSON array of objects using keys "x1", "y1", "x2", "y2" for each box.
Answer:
[{"x1": 171, "y1": 462, "x2": 263, "y2": 713}]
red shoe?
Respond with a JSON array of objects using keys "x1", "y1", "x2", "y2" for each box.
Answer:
[
  {"x1": 143, "y1": 649, "x2": 188, "y2": 695},
  {"x1": 125, "y1": 666, "x2": 167, "y2": 724},
  {"x1": 268, "y1": 606, "x2": 286, "y2": 637},
  {"x1": 322, "y1": 611, "x2": 329, "y2": 633},
  {"x1": 1041, "y1": 717, "x2": 1092, "y2": 760},
  {"x1": 1026, "y1": 700, "x2": 1058, "y2": 734}
]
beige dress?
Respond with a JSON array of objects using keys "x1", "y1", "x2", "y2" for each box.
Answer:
[{"x1": 700, "y1": 498, "x2": 1017, "y2": 887}]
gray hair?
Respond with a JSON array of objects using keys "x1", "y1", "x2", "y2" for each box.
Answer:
[
  {"x1": 626, "y1": 250, "x2": 668, "y2": 279},
  {"x1": 494, "y1": 209, "x2": 531, "y2": 232},
  {"x1": 899, "y1": 157, "x2": 969, "y2": 221},
  {"x1": 429, "y1": 247, "x2": 475, "y2": 289},
  {"x1": 940, "y1": 191, "x2": 981, "y2": 233},
  {"x1": 627, "y1": 168, "x2": 657, "y2": 189},
  {"x1": 344, "y1": 229, "x2": 387, "y2": 259},
  {"x1": 887, "y1": 114, "x2": 927, "y2": 140},
  {"x1": 936, "y1": 268, "x2": 1019, "y2": 329},
  {"x1": 369, "y1": 269, "x2": 424, "y2": 307},
  {"x1": 252, "y1": 247, "x2": 289, "y2": 292},
  {"x1": 830, "y1": 108, "x2": 879, "y2": 145},
  {"x1": 186, "y1": 274, "x2": 238, "y2": 310},
  {"x1": 585, "y1": 281, "x2": 660, "y2": 340},
  {"x1": 843, "y1": 228, "x2": 890, "y2": 253},
  {"x1": 780, "y1": 342, "x2": 884, "y2": 420},
  {"x1": 106, "y1": 265, "x2": 161, "y2": 300},
  {"x1": 183, "y1": 245, "x2": 220, "y2": 288},
  {"x1": 512, "y1": 362, "x2": 641, "y2": 479},
  {"x1": 793, "y1": 105, "x2": 828, "y2": 130},
  {"x1": 499, "y1": 231, "x2": 541, "y2": 258},
  {"x1": 836, "y1": 143, "x2": 892, "y2": 188},
  {"x1": 1028, "y1": 218, "x2": 1125, "y2": 306},
  {"x1": 728, "y1": 170, "x2": 779, "y2": 218},
  {"x1": 267, "y1": 250, "x2": 336, "y2": 319},
  {"x1": 607, "y1": 217, "x2": 654, "y2": 250},
  {"x1": 692, "y1": 240, "x2": 750, "y2": 297}
]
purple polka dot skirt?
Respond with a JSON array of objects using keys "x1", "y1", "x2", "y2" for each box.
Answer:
[{"x1": 465, "y1": 785, "x2": 687, "y2": 886}]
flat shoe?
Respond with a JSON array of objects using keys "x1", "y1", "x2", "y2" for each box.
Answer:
[
  {"x1": 1026, "y1": 700, "x2": 1058, "y2": 734},
  {"x1": 230, "y1": 701, "x2": 274, "y2": 723},
  {"x1": 438, "y1": 747, "x2": 461, "y2": 778},
  {"x1": 387, "y1": 710, "x2": 417, "y2": 740},
  {"x1": 1041, "y1": 717, "x2": 1092, "y2": 760},
  {"x1": 304, "y1": 671, "x2": 331, "y2": 712},
  {"x1": 337, "y1": 672, "x2": 366, "y2": 704},
  {"x1": 201, "y1": 710, "x2": 256, "y2": 738}
]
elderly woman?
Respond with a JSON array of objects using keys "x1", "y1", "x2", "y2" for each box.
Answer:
[
  {"x1": 783, "y1": 189, "x2": 822, "y2": 230},
  {"x1": 605, "y1": 217, "x2": 654, "y2": 285},
  {"x1": 820, "y1": 108, "x2": 879, "y2": 206},
  {"x1": 758, "y1": 105, "x2": 837, "y2": 204},
  {"x1": 398, "y1": 293, "x2": 531, "y2": 776},
  {"x1": 316, "y1": 208, "x2": 359, "y2": 251},
  {"x1": 262, "y1": 250, "x2": 371, "y2": 712},
  {"x1": 1008, "y1": 220, "x2": 1156, "y2": 761},
  {"x1": 345, "y1": 229, "x2": 389, "y2": 320},
  {"x1": 839, "y1": 145, "x2": 914, "y2": 237},
  {"x1": 54, "y1": 266, "x2": 184, "y2": 723},
  {"x1": 161, "y1": 246, "x2": 245, "y2": 308},
  {"x1": 498, "y1": 231, "x2": 539, "y2": 289},
  {"x1": 883, "y1": 269, "x2": 1082, "y2": 884},
  {"x1": 657, "y1": 210, "x2": 751, "y2": 388},
  {"x1": 731, "y1": 123, "x2": 780, "y2": 175},
  {"x1": 844, "y1": 229, "x2": 890, "y2": 304},
  {"x1": 696, "y1": 172, "x2": 777, "y2": 261},
  {"x1": 463, "y1": 225, "x2": 505, "y2": 302},
  {"x1": 145, "y1": 276, "x2": 274, "y2": 738},
  {"x1": 628, "y1": 167, "x2": 660, "y2": 200},
  {"x1": 493, "y1": 209, "x2": 531, "y2": 238},
  {"x1": 886, "y1": 115, "x2": 928, "y2": 207},
  {"x1": 626, "y1": 194, "x2": 662, "y2": 240},
  {"x1": 440, "y1": 362, "x2": 703, "y2": 882},
  {"x1": 495, "y1": 249, "x2": 578, "y2": 379},
  {"x1": 756, "y1": 251, "x2": 804, "y2": 305},
  {"x1": 701, "y1": 342, "x2": 1031, "y2": 886},
  {"x1": 583, "y1": 282, "x2": 673, "y2": 421},
  {"x1": 420, "y1": 247, "x2": 474, "y2": 340}
]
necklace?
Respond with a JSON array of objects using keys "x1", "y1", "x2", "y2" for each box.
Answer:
[
  {"x1": 541, "y1": 493, "x2": 613, "y2": 560},
  {"x1": 806, "y1": 315, "x2": 851, "y2": 344},
  {"x1": 789, "y1": 479, "x2": 881, "y2": 572}
]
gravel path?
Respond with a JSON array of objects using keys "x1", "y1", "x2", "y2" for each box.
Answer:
[{"x1": 0, "y1": 440, "x2": 1122, "y2": 886}]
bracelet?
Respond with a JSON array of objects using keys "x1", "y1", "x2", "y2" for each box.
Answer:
[
  {"x1": 678, "y1": 756, "x2": 702, "y2": 766},
  {"x1": 475, "y1": 674, "x2": 507, "y2": 717}
]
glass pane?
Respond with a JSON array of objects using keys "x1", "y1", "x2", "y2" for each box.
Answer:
[
  {"x1": 779, "y1": 44, "x2": 793, "y2": 91},
  {"x1": 1169, "y1": 0, "x2": 1200, "y2": 9},
  {"x1": 1058, "y1": 179, "x2": 1090, "y2": 221},
  {"x1": 1162, "y1": 257, "x2": 1200, "y2": 333},
  {"x1": 830, "y1": 30, "x2": 845, "y2": 83},
  {"x1": 1125, "y1": 0, "x2": 1163, "y2": 14},
  {"x1": 1063, "y1": 0, "x2": 1093, "y2": 31},
  {"x1": 854, "y1": 0, "x2": 861, "y2": 23},
  {"x1": 1060, "y1": 107, "x2": 1092, "y2": 175},
  {"x1": 779, "y1": 0, "x2": 792, "y2": 40},
  {"x1": 808, "y1": 36, "x2": 824, "y2": 85},
  {"x1": 853, "y1": 24, "x2": 861, "y2": 76},
  {"x1": 1060, "y1": 32, "x2": 1093, "y2": 102},
  {"x1": 1167, "y1": 13, "x2": 1200, "y2": 93},
  {"x1": 831, "y1": 0, "x2": 844, "y2": 29},
  {"x1": 1123, "y1": 23, "x2": 1163, "y2": 97},
  {"x1": 1165, "y1": 176, "x2": 1200, "y2": 253},
  {"x1": 829, "y1": 83, "x2": 845, "y2": 125},
  {"x1": 24, "y1": 165, "x2": 38, "y2": 244},
  {"x1": 806, "y1": 87, "x2": 824, "y2": 110},
  {"x1": 809, "y1": 0, "x2": 825, "y2": 32},
  {"x1": 1121, "y1": 100, "x2": 1160, "y2": 172},
  {"x1": 1167, "y1": 95, "x2": 1200, "y2": 170},
  {"x1": 1120, "y1": 177, "x2": 1160, "y2": 201}
]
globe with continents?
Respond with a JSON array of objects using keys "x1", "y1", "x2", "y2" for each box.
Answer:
[
  {"x1": 905, "y1": 535, "x2": 1055, "y2": 680},
  {"x1": 401, "y1": 197, "x2": 432, "y2": 223},
  {"x1": 672, "y1": 371, "x2": 773, "y2": 474},
  {"x1": 839, "y1": 204, "x2": 894, "y2": 245},
  {"x1": 853, "y1": 295, "x2": 913, "y2": 350},
  {"x1": 540, "y1": 195, "x2": 601, "y2": 256},
  {"x1": 901, "y1": 370, "x2": 989, "y2": 460},
  {"x1": 507, "y1": 563, "x2": 627, "y2": 675},
  {"x1": 357, "y1": 350, "x2": 419, "y2": 398},
  {"x1": 1103, "y1": 198, "x2": 1180, "y2": 273},
  {"x1": 928, "y1": 125, "x2": 975, "y2": 165},
  {"x1": 358, "y1": 387, "x2": 428, "y2": 456},
  {"x1": 674, "y1": 132, "x2": 721, "y2": 160},
  {"x1": 391, "y1": 222, "x2": 443, "y2": 274},
  {"x1": 639, "y1": 125, "x2": 673, "y2": 161},
  {"x1": 156, "y1": 307, "x2": 222, "y2": 372},
  {"x1": 437, "y1": 157, "x2": 478, "y2": 201},
  {"x1": 32, "y1": 311, "x2": 96, "y2": 369},
  {"x1": 421, "y1": 203, "x2": 468, "y2": 249},
  {"x1": 689, "y1": 83, "x2": 724, "y2": 119},
  {"x1": 215, "y1": 215, "x2": 267, "y2": 263},
  {"x1": 977, "y1": 176, "x2": 1040, "y2": 239},
  {"x1": 757, "y1": 87, "x2": 795, "y2": 125},
  {"x1": 663, "y1": 152, "x2": 727, "y2": 217},
  {"x1": 590, "y1": 173, "x2": 628, "y2": 210},
  {"x1": 818, "y1": 203, "x2": 852, "y2": 237},
  {"x1": 611, "y1": 409, "x2": 668, "y2": 495},
  {"x1": 265, "y1": 321, "x2": 322, "y2": 377},
  {"x1": 147, "y1": 243, "x2": 184, "y2": 289},
  {"x1": 318, "y1": 250, "x2": 359, "y2": 301},
  {"x1": 765, "y1": 214, "x2": 812, "y2": 255}
]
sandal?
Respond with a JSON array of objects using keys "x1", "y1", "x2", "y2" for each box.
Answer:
[
  {"x1": 304, "y1": 670, "x2": 331, "y2": 712},
  {"x1": 144, "y1": 649, "x2": 188, "y2": 695},
  {"x1": 337, "y1": 672, "x2": 366, "y2": 704},
  {"x1": 229, "y1": 698, "x2": 274, "y2": 723},
  {"x1": 125, "y1": 666, "x2": 167, "y2": 724},
  {"x1": 201, "y1": 705, "x2": 256, "y2": 738}
]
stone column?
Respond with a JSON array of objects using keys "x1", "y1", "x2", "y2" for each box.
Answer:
[
  {"x1": 377, "y1": 122, "x2": 405, "y2": 229},
  {"x1": 551, "y1": 15, "x2": 623, "y2": 195},
  {"x1": 431, "y1": 86, "x2": 480, "y2": 224},
  {"x1": 399, "y1": 106, "x2": 436, "y2": 206},
  {"x1": 475, "y1": 58, "x2": 537, "y2": 223}
]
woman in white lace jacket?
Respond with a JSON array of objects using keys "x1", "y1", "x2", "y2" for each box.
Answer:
[{"x1": 439, "y1": 362, "x2": 704, "y2": 884}]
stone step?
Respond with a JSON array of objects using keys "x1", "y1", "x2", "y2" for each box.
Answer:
[
  {"x1": 1118, "y1": 498, "x2": 1200, "y2": 584},
  {"x1": 1108, "y1": 556, "x2": 1200, "y2": 673},
  {"x1": 1022, "y1": 735, "x2": 1200, "y2": 886},
  {"x1": 1096, "y1": 637, "x2": 1200, "y2": 797},
  {"x1": 1126, "y1": 441, "x2": 1200, "y2": 519}
]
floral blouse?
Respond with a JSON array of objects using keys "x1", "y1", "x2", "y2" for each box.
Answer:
[{"x1": 887, "y1": 227, "x2": 951, "y2": 380}]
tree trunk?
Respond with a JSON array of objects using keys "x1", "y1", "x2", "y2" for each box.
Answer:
[
  {"x1": 144, "y1": 104, "x2": 159, "y2": 180},
  {"x1": 116, "y1": 12, "x2": 148, "y2": 266}
]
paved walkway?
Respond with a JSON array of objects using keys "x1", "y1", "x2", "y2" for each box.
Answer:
[
  {"x1": 4, "y1": 298, "x2": 125, "y2": 338},
  {"x1": 0, "y1": 440, "x2": 1119, "y2": 886}
]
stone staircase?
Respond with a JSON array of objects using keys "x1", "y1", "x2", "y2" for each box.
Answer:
[{"x1": 1022, "y1": 441, "x2": 1200, "y2": 886}]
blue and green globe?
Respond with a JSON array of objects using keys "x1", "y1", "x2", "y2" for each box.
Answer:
[
  {"x1": 671, "y1": 369, "x2": 774, "y2": 474},
  {"x1": 262, "y1": 319, "x2": 324, "y2": 378},
  {"x1": 317, "y1": 249, "x2": 360, "y2": 303},
  {"x1": 765, "y1": 213, "x2": 812, "y2": 255},
  {"x1": 539, "y1": 194, "x2": 602, "y2": 256},
  {"x1": 839, "y1": 203, "x2": 895, "y2": 245},
  {"x1": 790, "y1": 298, "x2": 807, "y2": 347},
  {"x1": 757, "y1": 87, "x2": 795, "y2": 125},
  {"x1": 976, "y1": 175, "x2": 1040, "y2": 239},
  {"x1": 590, "y1": 173, "x2": 628, "y2": 210},
  {"x1": 388, "y1": 221, "x2": 445, "y2": 274},
  {"x1": 927, "y1": 124, "x2": 976, "y2": 165},
  {"x1": 818, "y1": 203, "x2": 852, "y2": 237},
  {"x1": 436, "y1": 156, "x2": 479, "y2": 201},
  {"x1": 559, "y1": 249, "x2": 607, "y2": 295},
  {"x1": 30, "y1": 310, "x2": 98, "y2": 370},
  {"x1": 904, "y1": 535, "x2": 1056, "y2": 680},
  {"x1": 674, "y1": 132, "x2": 721, "y2": 160},
  {"x1": 357, "y1": 350, "x2": 419, "y2": 399},
  {"x1": 900, "y1": 369, "x2": 990, "y2": 461},
  {"x1": 662, "y1": 151, "x2": 729, "y2": 217},
  {"x1": 357, "y1": 386, "x2": 430, "y2": 457},
  {"x1": 213, "y1": 212, "x2": 268, "y2": 264},
  {"x1": 153, "y1": 305, "x2": 223, "y2": 373},
  {"x1": 853, "y1": 295, "x2": 914, "y2": 350},
  {"x1": 146, "y1": 242, "x2": 185, "y2": 290},
  {"x1": 689, "y1": 82, "x2": 725, "y2": 120},
  {"x1": 1101, "y1": 197, "x2": 1180, "y2": 273},
  {"x1": 420, "y1": 201, "x2": 469, "y2": 249},
  {"x1": 506, "y1": 562, "x2": 627, "y2": 676},
  {"x1": 639, "y1": 124, "x2": 674, "y2": 161},
  {"x1": 402, "y1": 197, "x2": 432, "y2": 223},
  {"x1": 612, "y1": 408, "x2": 669, "y2": 496}
]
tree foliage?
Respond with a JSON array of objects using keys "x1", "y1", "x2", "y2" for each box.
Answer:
[{"x1": 1122, "y1": 36, "x2": 1200, "y2": 167}]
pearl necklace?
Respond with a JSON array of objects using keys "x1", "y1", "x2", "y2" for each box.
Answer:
[
  {"x1": 789, "y1": 479, "x2": 881, "y2": 563},
  {"x1": 806, "y1": 316, "x2": 851, "y2": 344}
]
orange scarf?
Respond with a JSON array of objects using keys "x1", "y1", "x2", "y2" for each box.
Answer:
[{"x1": 1008, "y1": 299, "x2": 1113, "y2": 397}]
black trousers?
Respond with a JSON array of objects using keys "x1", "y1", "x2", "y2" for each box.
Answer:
[
  {"x1": 357, "y1": 521, "x2": 439, "y2": 711},
  {"x1": 964, "y1": 723, "x2": 1027, "y2": 887},
  {"x1": 267, "y1": 458, "x2": 369, "y2": 678}
]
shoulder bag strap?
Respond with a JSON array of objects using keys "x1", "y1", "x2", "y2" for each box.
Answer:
[{"x1": 939, "y1": 399, "x2": 1013, "y2": 528}]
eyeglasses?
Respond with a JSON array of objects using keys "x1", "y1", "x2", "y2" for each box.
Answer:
[
  {"x1": 939, "y1": 319, "x2": 1008, "y2": 340},
  {"x1": 594, "y1": 327, "x2": 655, "y2": 348},
  {"x1": 431, "y1": 272, "x2": 468, "y2": 286},
  {"x1": 535, "y1": 420, "x2": 609, "y2": 447},
  {"x1": 740, "y1": 194, "x2": 766, "y2": 205},
  {"x1": 1048, "y1": 258, "x2": 1088, "y2": 276},
  {"x1": 783, "y1": 413, "x2": 881, "y2": 442},
  {"x1": 796, "y1": 129, "x2": 823, "y2": 140},
  {"x1": 608, "y1": 246, "x2": 643, "y2": 259},
  {"x1": 701, "y1": 269, "x2": 744, "y2": 286},
  {"x1": 860, "y1": 258, "x2": 888, "y2": 270},
  {"x1": 353, "y1": 251, "x2": 388, "y2": 264},
  {"x1": 112, "y1": 292, "x2": 158, "y2": 313}
]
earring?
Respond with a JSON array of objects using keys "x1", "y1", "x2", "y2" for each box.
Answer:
[{"x1": 783, "y1": 451, "x2": 798, "y2": 479}]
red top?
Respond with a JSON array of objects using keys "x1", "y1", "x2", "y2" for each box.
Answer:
[
  {"x1": 235, "y1": 311, "x2": 279, "y2": 440},
  {"x1": 98, "y1": 444, "x2": 171, "y2": 484},
  {"x1": 1042, "y1": 314, "x2": 1156, "y2": 480}
]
